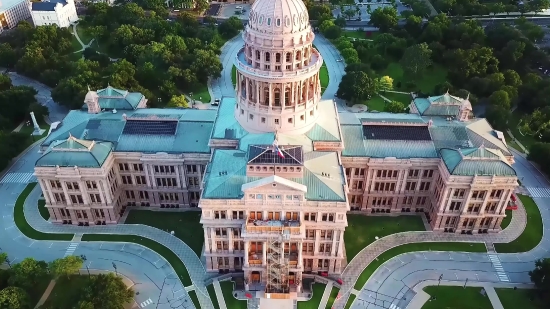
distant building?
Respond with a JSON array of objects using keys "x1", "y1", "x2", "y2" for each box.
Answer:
[
  {"x1": 0, "y1": 0, "x2": 31, "y2": 33},
  {"x1": 29, "y1": 0, "x2": 78, "y2": 28}
]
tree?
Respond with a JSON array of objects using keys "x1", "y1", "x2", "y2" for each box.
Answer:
[
  {"x1": 489, "y1": 90, "x2": 511, "y2": 110},
  {"x1": 336, "y1": 71, "x2": 376, "y2": 103},
  {"x1": 217, "y1": 16, "x2": 244, "y2": 40},
  {"x1": 404, "y1": 15, "x2": 423, "y2": 37},
  {"x1": 400, "y1": 43, "x2": 432, "y2": 78},
  {"x1": 378, "y1": 76, "x2": 393, "y2": 93},
  {"x1": 386, "y1": 101, "x2": 407, "y2": 113},
  {"x1": 343, "y1": 8, "x2": 356, "y2": 20},
  {"x1": 167, "y1": 95, "x2": 189, "y2": 108},
  {"x1": 485, "y1": 105, "x2": 510, "y2": 131},
  {"x1": 0, "y1": 253, "x2": 7, "y2": 265},
  {"x1": 79, "y1": 273, "x2": 134, "y2": 309},
  {"x1": 340, "y1": 48, "x2": 360, "y2": 64},
  {"x1": 0, "y1": 287, "x2": 31, "y2": 309},
  {"x1": 369, "y1": 7, "x2": 398, "y2": 32},
  {"x1": 48, "y1": 256, "x2": 84, "y2": 279},
  {"x1": 0, "y1": 74, "x2": 12, "y2": 91},
  {"x1": 8, "y1": 258, "x2": 48, "y2": 289},
  {"x1": 528, "y1": 258, "x2": 550, "y2": 305}
]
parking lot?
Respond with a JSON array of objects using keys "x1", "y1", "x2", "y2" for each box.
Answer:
[
  {"x1": 218, "y1": 3, "x2": 251, "y2": 19},
  {"x1": 332, "y1": 2, "x2": 411, "y2": 22}
]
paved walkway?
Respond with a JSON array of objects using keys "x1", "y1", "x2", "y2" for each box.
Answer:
[
  {"x1": 23, "y1": 185, "x2": 216, "y2": 309},
  {"x1": 506, "y1": 129, "x2": 529, "y2": 154},
  {"x1": 406, "y1": 279, "x2": 533, "y2": 309},
  {"x1": 333, "y1": 193, "x2": 527, "y2": 309},
  {"x1": 34, "y1": 279, "x2": 56, "y2": 308},
  {"x1": 213, "y1": 280, "x2": 229, "y2": 309},
  {"x1": 318, "y1": 281, "x2": 334, "y2": 309}
]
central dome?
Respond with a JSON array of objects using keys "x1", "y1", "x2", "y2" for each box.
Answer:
[{"x1": 248, "y1": 0, "x2": 310, "y2": 34}]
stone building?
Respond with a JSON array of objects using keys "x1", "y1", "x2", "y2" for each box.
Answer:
[{"x1": 34, "y1": 0, "x2": 517, "y2": 298}]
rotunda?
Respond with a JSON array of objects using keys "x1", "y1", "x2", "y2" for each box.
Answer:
[{"x1": 234, "y1": 0, "x2": 323, "y2": 134}]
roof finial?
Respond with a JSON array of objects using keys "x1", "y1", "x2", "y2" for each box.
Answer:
[
  {"x1": 446, "y1": 89, "x2": 449, "y2": 95},
  {"x1": 107, "y1": 82, "x2": 110, "y2": 87}
]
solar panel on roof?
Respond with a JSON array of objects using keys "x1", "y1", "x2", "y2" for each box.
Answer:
[
  {"x1": 363, "y1": 125, "x2": 432, "y2": 141},
  {"x1": 247, "y1": 145, "x2": 303, "y2": 165},
  {"x1": 122, "y1": 120, "x2": 177, "y2": 135}
]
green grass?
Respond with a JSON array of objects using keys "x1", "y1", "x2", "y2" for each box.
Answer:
[
  {"x1": 38, "y1": 199, "x2": 49, "y2": 220},
  {"x1": 14, "y1": 183, "x2": 73, "y2": 241},
  {"x1": 231, "y1": 65, "x2": 237, "y2": 87},
  {"x1": 363, "y1": 95, "x2": 387, "y2": 111},
  {"x1": 191, "y1": 84, "x2": 212, "y2": 104},
  {"x1": 75, "y1": 24, "x2": 94, "y2": 46},
  {"x1": 18, "y1": 120, "x2": 49, "y2": 137},
  {"x1": 207, "y1": 284, "x2": 220, "y2": 309},
  {"x1": 219, "y1": 281, "x2": 247, "y2": 309},
  {"x1": 345, "y1": 214, "x2": 425, "y2": 263},
  {"x1": 42, "y1": 275, "x2": 91, "y2": 308},
  {"x1": 501, "y1": 209, "x2": 512, "y2": 230},
  {"x1": 495, "y1": 195, "x2": 543, "y2": 253},
  {"x1": 298, "y1": 283, "x2": 326, "y2": 309},
  {"x1": 509, "y1": 111, "x2": 536, "y2": 151},
  {"x1": 124, "y1": 210, "x2": 203, "y2": 256},
  {"x1": 344, "y1": 294, "x2": 356, "y2": 309},
  {"x1": 421, "y1": 286, "x2": 493, "y2": 309},
  {"x1": 495, "y1": 288, "x2": 544, "y2": 309},
  {"x1": 342, "y1": 30, "x2": 378, "y2": 41},
  {"x1": 320, "y1": 63, "x2": 329, "y2": 94},
  {"x1": 380, "y1": 62, "x2": 448, "y2": 94},
  {"x1": 325, "y1": 287, "x2": 340, "y2": 309},
  {"x1": 382, "y1": 92, "x2": 412, "y2": 105},
  {"x1": 80, "y1": 234, "x2": 192, "y2": 286},
  {"x1": 353, "y1": 242, "x2": 486, "y2": 290},
  {"x1": 506, "y1": 133, "x2": 524, "y2": 153},
  {"x1": 188, "y1": 290, "x2": 201, "y2": 309}
]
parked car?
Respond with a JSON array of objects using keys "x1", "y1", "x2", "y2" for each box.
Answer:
[{"x1": 211, "y1": 99, "x2": 220, "y2": 106}]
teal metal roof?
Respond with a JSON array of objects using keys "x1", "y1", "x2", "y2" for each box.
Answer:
[
  {"x1": 413, "y1": 98, "x2": 431, "y2": 114},
  {"x1": 95, "y1": 86, "x2": 144, "y2": 110},
  {"x1": 202, "y1": 150, "x2": 248, "y2": 199},
  {"x1": 429, "y1": 126, "x2": 471, "y2": 149},
  {"x1": 306, "y1": 123, "x2": 340, "y2": 142},
  {"x1": 440, "y1": 147, "x2": 516, "y2": 176},
  {"x1": 414, "y1": 93, "x2": 465, "y2": 117},
  {"x1": 211, "y1": 98, "x2": 249, "y2": 140},
  {"x1": 238, "y1": 133, "x2": 275, "y2": 151},
  {"x1": 42, "y1": 111, "x2": 95, "y2": 146},
  {"x1": 339, "y1": 112, "x2": 424, "y2": 125},
  {"x1": 341, "y1": 125, "x2": 368, "y2": 157},
  {"x1": 36, "y1": 137, "x2": 113, "y2": 168},
  {"x1": 423, "y1": 105, "x2": 460, "y2": 116}
]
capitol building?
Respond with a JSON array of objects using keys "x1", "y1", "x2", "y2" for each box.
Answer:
[{"x1": 33, "y1": 0, "x2": 517, "y2": 297}]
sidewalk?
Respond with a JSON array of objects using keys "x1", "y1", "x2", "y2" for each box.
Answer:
[
  {"x1": 333, "y1": 198, "x2": 527, "y2": 309},
  {"x1": 406, "y1": 279, "x2": 534, "y2": 309}
]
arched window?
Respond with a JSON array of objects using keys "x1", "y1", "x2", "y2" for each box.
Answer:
[
  {"x1": 248, "y1": 82, "x2": 254, "y2": 101},
  {"x1": 295, "y1": 51, "x2": 301, "y2": 61},
  {"x1": 276, "y1": 53, "x2": 281, "y2": 63},
  {"x1": 286, "y1": 53, "x2": 291, "y2": 62},
  {"x1": 256, "y1": 50, "x2": 260, "y2": 60},
  {"x1": 285, "y1": 88, "x2": 291, "y2": 106},
  {"x1": 302, "y1": 85, "x2": 306, "y2": 101},
  {"x1": 241, "y1": 79, "x2": 246, "y2": 98},
  {"x1": 263, "y1": 87, "x2": 270, "y2": 105},
  {"x1": 265, "y1": 52, "x2": 271, "y2": 62},
  {"x1": 274, "y1": 88, "x2": 281, "y2": 106}
]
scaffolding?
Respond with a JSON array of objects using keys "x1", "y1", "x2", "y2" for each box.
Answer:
[{"x1": 265, "y1": 232, "x2": 290, "y2": 294}]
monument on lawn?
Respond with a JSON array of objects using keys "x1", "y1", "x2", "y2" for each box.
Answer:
[{"x1": 30, "y1": 112, "x2": 45, "y2": 136}]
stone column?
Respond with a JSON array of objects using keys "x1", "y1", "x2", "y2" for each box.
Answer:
[
  {"x1": 143, "y1": 163, "x2": 151, "y2": 187},
  {"x1": 228, "y1": 228, "x2": 234, "y2": 253},
  {"x1": 101, "y1": 180, "x2": 112, "y2": 204},
  {"x1": 313, "y1": 230, "x2": 321, "y2": 255},
  {"x1": 44, "y1": 180, "x2": 55, "y2": 205},
  {"x1": 61, "y1": 182, "x2": 72, "y2": 206},
  {"x1": 203, "y1": 228, "x2": 211, "y2": 254},
  {"x1": 174, "y1": 165, "x2": 181, "y2": 188},
  {"x1": 262, "y1": 242, "x2": 267, "y2": 266},
  {"x1": 268, "y1": 83, "x2": 273, "y2": 109},
  {"x1": 331, "y1": 233, "x2": 337, "y2": 256},
  {"x1": 298, "y1": 242, "x2": 303, "y2": 266},
  {"x1": 338, "y1": 231, "x2": 344, "y2": 257},
  {"x1": 281, "y1": 83, "x2": 286, "y2": 107},
  {"x1": 210, "y1": 227, "x2": 216, "y2": 253},
  {"x1": 244, "y1": 241, "x2": 250, "y2": 266}
]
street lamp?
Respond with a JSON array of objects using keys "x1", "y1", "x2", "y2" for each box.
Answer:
[
  {"x1": 80, "y1": 255, "x2": 90, "y2": 277},
  {"x1": 438, "y1": 274, "x2": 443, "y2": 286},
  {"x1": 5, "y1": 258, "x2": 11, "y2": 269},
  {"x1": 112, "y1": 262, "x2": 118, "y2": 276}
]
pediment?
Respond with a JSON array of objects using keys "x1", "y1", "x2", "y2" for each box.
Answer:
[{"x1": 241, "y1": 175, "x2": 307, "y2": 193}]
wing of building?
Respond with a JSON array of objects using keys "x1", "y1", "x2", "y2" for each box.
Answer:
[
  {"x1": 34, "y1": 0, "x2": 517, "y2": 299},
  {"x1": 0, "y1": 0, "x2": 31, "y2": 33}
]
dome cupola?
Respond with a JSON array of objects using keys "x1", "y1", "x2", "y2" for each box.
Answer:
[{"x1": 248, "y1": 0, "x2": 310, "y2": 35}]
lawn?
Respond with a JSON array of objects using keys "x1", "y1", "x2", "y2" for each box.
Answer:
[
  {"x1": 382, "y1": 92, "x2": 412, "y2": 105},
  {"x1": 495, "y1": 288, "x2": 544, "y2": 309},
  {"x1": 325, "y1": 286, "x2": 340, "y2": 309},
  {"x1": 38, "y1": 199, "x2": 49, "y2": 220},
  {"x1": 345, "y1": 214, "x2": 426, "y2": 263},
  {"x1": 421, "y1": 286, "x2": 493, "y2": 309},
  {"x1": 124, "y1": 210, "x2": 203, "y2": 256},
  {"x1": 344, "y1": 294, "x2": 356, "y2": 309},
  {"x1": 495, "y1": 195, "x2": 542, "y2": 253},
  {"x1": 508, "y1": 111, "x2": 536, "y2": 151},
  {"x1": 342, "y1": 30, "x2": 378, "y2": 41},
  {"x1": 188, "y1": 290, "x2": 201, "y2": 309},
  {"x1": 500, "y1": 209, "x2": 512, "y2": 230},
  {"x1": 207, "y1": 284, "x2": 221, "y2": 309},
  {"x1": 298, "y1": 283, "x2": 326, "y2": 309},
  {"x1": 191, "y1": 84, "x2": 212, "y2": 104},
  {"x1": 219, "y1": 281, "x2": 247, "y2": 309},
  {"x1": 81, "y1": 233, "x2": 192, "y2": 286},
  {"x1": 353, "y1": 242, "x2": 486, "y2": 290},
  {"x1": 18, "y1": 119, "x2": 49, "y2": 138},
  {"x1": 380, "y1": 62, "x2": 448, "y2": 94},
  {"x1": 505, "y1": 133, "x2": 524, "y2": 153},
  {"x1": 363, "y1": 95, "x2": 387, "y2": 111},
  {"x1": 42, "y1": 275, "x2": 90, "y2": 308},
  {"x1": 320, "y1": 63, "x2": 329, "y2": 94},
  {"x1": 75, "y1": 24, "x2": 94, "y2": 46},
  {"x1": 14, "y1": 183, "x2": 73, "y2": 241}
]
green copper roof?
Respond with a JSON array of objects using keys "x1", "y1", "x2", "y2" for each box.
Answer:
[
  {"x1": 440, "y1": 147, "x2": 516, "y2": 176},
  {"x1": 413, "y1": 93, "x2": 466, "y2": 116},
  {"x1": 306, "y1": 123, "x2": 340, "y2": 142},
  {"x1": 36, "y1": 137, "x2": 113, "y2": 168},
  {"x1": 94, "y1": 86, "x2": 144, "y2": 110},
  {"x1": 211, "y1": 98, "x2": 248, "y2": 140},
  {"x1": 202, "y1": 149, "x2": 248, "y2": 199}
]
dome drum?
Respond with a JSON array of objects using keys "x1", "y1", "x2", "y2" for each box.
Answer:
[
  {"x1": 247, "y1": 0, "x2": 310, "y2": 36},
  {"x1": 235, "y1": 48, "x2": 323, "y2": 81}
]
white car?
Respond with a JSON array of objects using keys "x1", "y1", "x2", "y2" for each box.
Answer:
[{"x1": 236, "y1": 6, "x2": 243, "y2": 9}]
